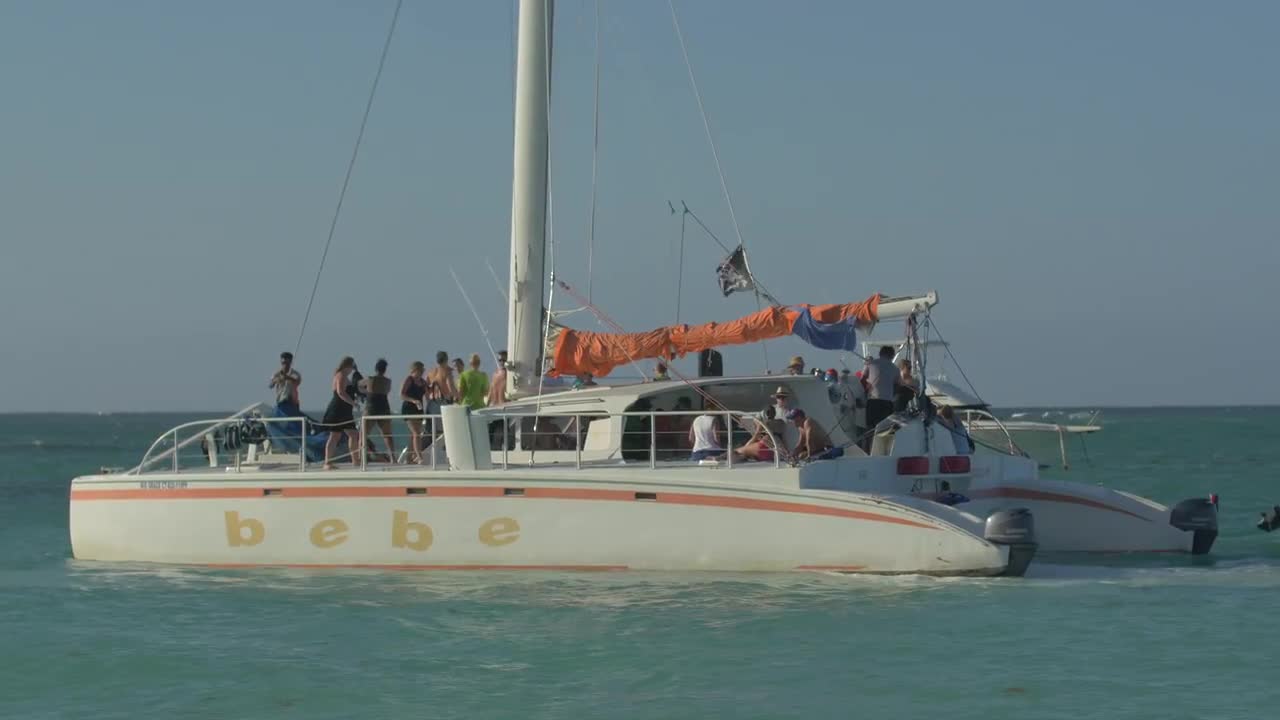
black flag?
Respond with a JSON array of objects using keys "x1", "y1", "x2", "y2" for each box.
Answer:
[{"x1": 715, "y1": 245, "x2": 755, "y2": 297}]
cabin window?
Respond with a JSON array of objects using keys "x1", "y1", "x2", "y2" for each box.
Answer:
[{"x1": 516, "y1": 415, "x2": 599, "y2": 451}]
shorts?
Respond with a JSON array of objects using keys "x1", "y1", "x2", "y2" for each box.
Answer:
[{"x1": 690, "y1": 448, "x2": 723, "y2": 461}]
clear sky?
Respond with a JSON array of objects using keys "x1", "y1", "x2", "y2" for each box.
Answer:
[{"x1": 2, "y1": 1, "x2": 1276, "y2": 412}]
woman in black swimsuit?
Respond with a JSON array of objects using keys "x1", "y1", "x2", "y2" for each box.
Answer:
[
  {"x1": 400, "y1": 360, "x2": 428, "y2": 463},
  {"x1": 361, "y1": 358, "x2": 395, "y2": 462},
  {"x1": 322, "y1": 356, "x2": 361, "y2": 469}
]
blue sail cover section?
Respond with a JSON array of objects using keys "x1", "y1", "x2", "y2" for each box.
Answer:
[
  {"x1": 790, "y1": 308, "x2": 858, "y2": 351},
  {"x1": 264, "y1": 406, "x2": 335, "y2": 463}
]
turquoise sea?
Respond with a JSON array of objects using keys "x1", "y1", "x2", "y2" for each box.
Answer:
[{"x1": 2, "y1": 408, "x2": 1278, "y2": 719}]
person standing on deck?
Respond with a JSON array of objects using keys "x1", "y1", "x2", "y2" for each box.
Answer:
[
  {"x1": 400, "y1": 361, "x2": 428, "y2": 464},
  {"x1": 894, "y1": 359, "x2": 919, "y2": 413},
  {"x1": 487, "y1": 350, "x2": 509, "y2": 407},
  {"x1": 359, "y1": 358, "x2": 395, "y2": 461},
  {"x1": 270, "y1": 351, "x2": 302, "y2": 416},
  {"x1": 458, "y1": 353, "x2": 490, "y2": 411},
  {"x1": 862, "y1": 346, "x2": 900, "y2": 450},
  {"x1": 427, "y1": 351, "x2": 457, "y2": 413},
  {"x1": 321, "y1": 356, "x2": 361, "y2": 470}
]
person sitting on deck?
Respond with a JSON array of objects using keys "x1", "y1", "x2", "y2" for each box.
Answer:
[
  {"x1": 735, "y1": 406, "x2": 783, "y2": 463},
  {"x1": 937, "y1": 406, "x2": 974, "y2": 455},
  {"x1": 786, "y1": 408, "x2": 840, "y2": 461},
  {"x1": 688, "y1": 412, "x2": 724, "y2": 461},
  {"x1": 270, "y1": 351, "x2": 302, "y2": 416},
  {"x1": 652, "y1": 360, "x2": 671, "y2": 381}
]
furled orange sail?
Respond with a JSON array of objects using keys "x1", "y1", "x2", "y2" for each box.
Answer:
[{"x1": 549, "y1": 295, "x2": 881, "y2": 378}]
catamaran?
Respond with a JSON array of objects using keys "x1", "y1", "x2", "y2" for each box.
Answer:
[
  {"x1": 67, "y1": 0, "x2": 1225, "y2": 571},
  {"x1": 68, "y1": 0, "x2": 1041, "y2": 577}
]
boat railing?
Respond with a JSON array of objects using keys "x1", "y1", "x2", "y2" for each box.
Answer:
[
  {"x1": 134, "y1": 408, "x2": 783, "y2": 474},
  {"x1": 130, "y1": 402, "x2": 266, "y2": 475},
  {"x1": 960, "y1": 408, "x2": 1029, "y2": 458}
]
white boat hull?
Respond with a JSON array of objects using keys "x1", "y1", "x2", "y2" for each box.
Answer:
[
  {"x1": 961, "y1": 480, "x2": 1200, "y2": 554},
  {"x1": 70, "y1": 469, "x2": 1023, "y2": 576}
]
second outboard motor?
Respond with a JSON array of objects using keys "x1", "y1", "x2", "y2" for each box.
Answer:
[
  {"x1": 1170, "y1": 497, "x2": 1218, "y2": 555},
  {"x1": 1257, "y1": 506, "x2": 1280, "y2": 533},
  {"x1": 985, "y1": 508, "x2": 1037, "y2": 577}
]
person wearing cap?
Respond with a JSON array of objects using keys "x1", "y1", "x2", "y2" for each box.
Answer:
[
  {"x1": 786, "y1": 408, "x2": 834, "y2": 461},
  {"x1": 269, "y1": 352, "x2": 302, "y2": 417},
  {"x1": 786, "y1": 356, "x2": 806, "y2": 376}
]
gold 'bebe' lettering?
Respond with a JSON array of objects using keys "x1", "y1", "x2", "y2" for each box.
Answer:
[
  {"x1": 224, "y1": 511, "x2": 265, "y2": 547},
  {"x1": 479, "y1": 517, "x2": 520, "y2": 547},
  {"x1": 392, "y1": 510, "x2": 434, "y2": 551},
  {"x1": 310, "y1": 518, "x2": 349, "y2": 549}
]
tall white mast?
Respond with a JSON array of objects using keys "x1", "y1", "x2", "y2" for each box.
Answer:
[{"x1": 506, "y1": 0, "x2": 552, "y2": 397}]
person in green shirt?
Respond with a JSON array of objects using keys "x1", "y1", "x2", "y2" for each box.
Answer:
[{"x1": 457, "y1": 353, "x2": 490, "y2": 411}]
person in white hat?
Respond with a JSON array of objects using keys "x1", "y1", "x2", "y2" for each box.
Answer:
[{"x1": 786, "y1": 356, "x2": 805, "y2": 376}]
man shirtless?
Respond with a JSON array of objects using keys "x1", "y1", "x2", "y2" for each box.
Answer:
[{"x1": 785, "y1": 408, "x2": 833, "y2": 461}]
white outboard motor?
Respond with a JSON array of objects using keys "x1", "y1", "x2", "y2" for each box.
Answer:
[{"x1": 984, "y1": 508, "x2": 1037, "y2": 577}]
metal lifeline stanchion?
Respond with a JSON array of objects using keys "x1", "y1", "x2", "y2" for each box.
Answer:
[
  {"x1": 575, "y1": 414, "x2": 582, "y2": 470},
  {"x1": 649, "y1": 413, "x2": 657, "y2": 469},
  {"x1": 430, "y1": 417, "x2": 438, "y2": 470},
  {"x1": 299, "y1": 417, "x2": 307, "y2": 472},
  {"x1": 360, "y1": 416, "x2": 368, "y2": 471},
  {"x1": 172, "y1": 430, "x2": 179, "y2": 472},
  {"x1": 725, "y1": 412, "x2": 734, "y2": 469},
  {"x1": 502, "y1": 416, "x2": 509, "y2": 470}
]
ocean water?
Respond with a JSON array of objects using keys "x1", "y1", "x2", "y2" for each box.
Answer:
[{"x1": 2, "y1": 408, "x2": 1278, "y2": 719}]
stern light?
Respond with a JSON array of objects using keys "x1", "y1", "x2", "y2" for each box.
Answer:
[{"x1": 897, "y1": 456, "x2": 930, "y2": 475}]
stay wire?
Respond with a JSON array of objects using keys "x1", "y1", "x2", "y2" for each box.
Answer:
[
  {"x1": 667, "y1": 0, "x2": 748, "y2": 256},
  {"x1": 294, "y1": 0, "x2": 403, "y2": 356},
  {"x1": 586, "y1": 0, "x2": 601, "y2": 304},
  {"x1": 927, "y1": 315, "x2": 990, "y2": 409}
]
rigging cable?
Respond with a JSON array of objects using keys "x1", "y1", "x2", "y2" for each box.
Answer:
[
  {"x1": 667, "y1": 1, "x2": 747, "y2": 260},
  {"x1": 586, "y1": 0, "x2": 601, "y2": 304},
  {"x1": 532, "y1": 0, "x2": 558, "y2": 425},
  {"x1": 671, "y1": 201, "x2": 687, "y2": 324},
  {"x1": 925, "y1": 315, "x2": 990, "y2": 410},
  {"x1": 294, "y1": 0, "x2": 404, "y2": 355},
  {"x1": 449, "y1": 266, "x2": 500, "y2": 366}
]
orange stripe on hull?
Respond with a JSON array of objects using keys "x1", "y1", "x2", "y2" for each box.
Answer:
[
  {"x1": 70, "y1": 487, "x2": 264, "y2": 500},
  {"x1": 968, "y1": 487, "x2": 1152, "y2": 522},
  {"x1": 70, "y1": 484, "x2": 938, "y2": 529},
  {"x1": 202, "y1": 563, "x2": 629, "y2": 571}
]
